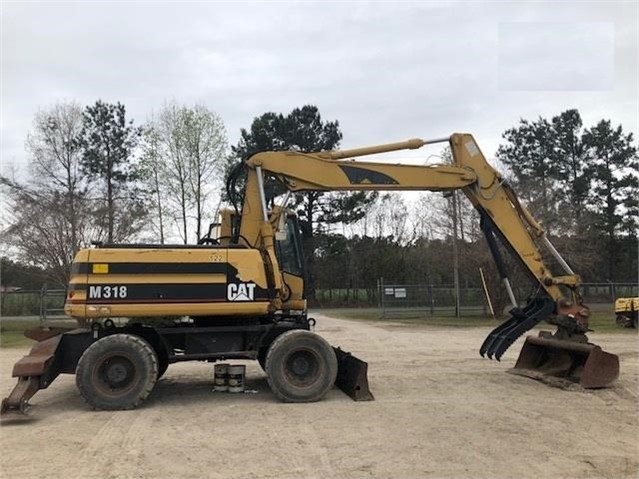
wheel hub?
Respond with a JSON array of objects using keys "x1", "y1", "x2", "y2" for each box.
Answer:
[
  {"x1": 97, "y1": 356, "x2": 135, "y2": 391},
  {"x1": 106, "y1": 362, "x2": 129, "y2": 384},
  {"x1": 291, "y1": 356, "x2": 311, "y2": 376},
  {"x1": 285, "y1": 350, "x2": 320, "y2": 386}
]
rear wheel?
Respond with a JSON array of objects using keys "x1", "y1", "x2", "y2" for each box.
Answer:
[
  {"x1": 265, "y1": 330, "x2": 337, "y2": 403},
  {"x1": 76, "y1": 334, "x2": 158, "y2": 410}
]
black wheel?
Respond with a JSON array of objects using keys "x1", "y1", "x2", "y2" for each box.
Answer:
[
  {"x1": 76, "y1": 334, "x2": 158, "y2": 410},
  {"x1": 265, "y1": 330, "x2": 337, "y2": 403}
]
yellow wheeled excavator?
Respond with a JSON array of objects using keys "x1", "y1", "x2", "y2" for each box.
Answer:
[{"x1": 1, "y1": 133, "x2": 620, "y2": 418}]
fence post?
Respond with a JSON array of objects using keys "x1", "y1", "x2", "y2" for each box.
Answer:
[
  {"x1": 379, "y1": 277, "x2": 386, "y2": 319},
  {"x1": 429, "y1": 283, "x2": 434, "y2": 316},
  {"x1": 40, "y1": 283, "x2": 47, "y2": 323}
]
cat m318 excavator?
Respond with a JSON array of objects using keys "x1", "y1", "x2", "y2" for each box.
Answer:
[{"x1": 1, "y1": 133, "x2": 619, "y2": 418}]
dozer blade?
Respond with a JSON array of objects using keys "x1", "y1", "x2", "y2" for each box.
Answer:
[
  {"x1": 508, "y1": 334, "x2": 620, "y2": 389},
  {"x1": 333, "y1": 347, "x2": 374, "y2": 401}
]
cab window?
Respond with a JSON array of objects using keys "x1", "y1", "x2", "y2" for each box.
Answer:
[{"x1": 275, "y1": 217, "x2": 304, "y2": 276}]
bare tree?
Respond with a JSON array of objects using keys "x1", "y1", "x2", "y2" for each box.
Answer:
[
  {"x1": 138, "y1": 121, "x2": 166, "y2": 244},
  {"x1": 156, "y1": 102, "x2": 227, "y2": 243},
  {"x1": 2, "y1": 102, "x2": 148, "y2": 285},
  {"x1": 182, "y1": 105, "x2": 227, "y2": 240},
  {"x1": 1, "y1": 102, "x2": 91, "y2": 285},
  {"x1": 158, "y1": 103, "x2": 191, "y2": 243},
  {"x1": 25, "y1": 102, "x2": 85, "y2": 253}
]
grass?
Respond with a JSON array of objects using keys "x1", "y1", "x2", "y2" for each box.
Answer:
[
  {"x1": 316, "y1": 307, "x2": 638, "y2": 334},
  {"x1": 0, "y1": 317, "x2": 78, "y2": 348}
]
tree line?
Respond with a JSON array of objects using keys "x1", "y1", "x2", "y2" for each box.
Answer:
[
  {"x1": 2, "y1": 100, "x2": 227, "y2": 285},
  {"x1": 1, "y1": 103, "x2": 637, "y2": 310}
]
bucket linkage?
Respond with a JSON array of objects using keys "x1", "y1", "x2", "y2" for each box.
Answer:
[{"x1": 481, "y1": 296, "x2": 619, "y2": 389}]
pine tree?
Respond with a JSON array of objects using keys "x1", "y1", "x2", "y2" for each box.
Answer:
[
  {"x1": 582, "y1": 120, "x2": 638, "y2": 280},
  {"x1": 77, "y1": 101, "x2": 142, "y2": 243}
]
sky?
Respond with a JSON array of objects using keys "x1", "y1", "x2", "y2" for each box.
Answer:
[{"x1": 1, "y1": 0, "x2": 638, "y2": 174}]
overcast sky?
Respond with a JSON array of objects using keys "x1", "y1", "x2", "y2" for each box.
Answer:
[{"x1": 1, "y1": 0, "x2": 637, "y2": 173}]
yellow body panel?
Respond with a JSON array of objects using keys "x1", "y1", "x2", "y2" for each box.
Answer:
[
  {"x1": 65, "y1": 301, "x2": 269, "y2": 319},
  {"x1": 281, "y1": 272, "x2": 306, "y2": 311},
  {"x1": 615, "y1": 298, "x2": 639, "y2": 314},
  {"x1": 65, "y1": 246, "x2": 273, "y2": 320}
]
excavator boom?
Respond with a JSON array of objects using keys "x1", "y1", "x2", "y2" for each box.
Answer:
[{"x1": 239, "y1": 133, "x2": 619, "y2": 388}]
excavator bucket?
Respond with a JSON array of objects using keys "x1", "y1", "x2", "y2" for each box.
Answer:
[
  {"x1": 333, "y1": 347, "x2": 374, "y2": 401},
  {"x1": 509, "y1": 334, "x2": 620, "y2": 388}
]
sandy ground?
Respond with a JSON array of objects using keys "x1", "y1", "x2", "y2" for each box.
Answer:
[{"x1": 0, "y1": 314, "x2": 637, "y2": 479}]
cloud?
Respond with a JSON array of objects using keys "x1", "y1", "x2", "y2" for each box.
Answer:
[
  {"x1": 498, "y1": 22, "x2": 614, "y2": 91},
  {"x1": 1, "y1": 0, "x2": 637, "y2": 177}
]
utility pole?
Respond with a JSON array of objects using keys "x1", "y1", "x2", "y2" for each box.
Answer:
[{"x1": 451, "y1": 191, "x2": 460, "y2": 318}]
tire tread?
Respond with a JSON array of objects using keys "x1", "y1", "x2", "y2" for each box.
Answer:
[{"x1": 76, "y1": 333, "x2": 158, "y2": 410}]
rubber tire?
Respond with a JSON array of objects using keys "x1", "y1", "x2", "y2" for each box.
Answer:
[
  {"x1": 76, "y1": 334, "x2": 158, "y2": 410},
  {"x1": 265, "y1": 330, "x2": 337, "y2": 403}
]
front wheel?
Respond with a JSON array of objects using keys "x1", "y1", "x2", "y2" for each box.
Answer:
[
  {"x1": 265, "y1": 330, "x2": 337, "y2": 403},
  {"x1": 76, "y1": 334, "x2": 158, "y2": 410}
]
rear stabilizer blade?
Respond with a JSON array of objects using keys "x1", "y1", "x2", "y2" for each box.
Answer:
[{"x1": 333, "y1": 347, "x2": 374, "y2": 401}]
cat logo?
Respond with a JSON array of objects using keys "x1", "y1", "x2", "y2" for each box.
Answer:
[{"x1": 227, "y1": 282, "x2": 256, "y2": 301}]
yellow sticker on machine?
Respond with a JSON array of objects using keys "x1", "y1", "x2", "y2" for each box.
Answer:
[{"x1": 92, "y1": 263, "x2": 109, "y2": 274}]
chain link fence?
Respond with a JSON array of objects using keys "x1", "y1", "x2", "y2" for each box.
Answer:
[
  {"x1": 377, "y1": 279, "x2": 638, "y2": 319},
  {"x1": 0, "y1": 285, "x2": 66, "y2": 319},
  {"x1": 0, "y1": 281, "x2": 637, "y2": 319}
]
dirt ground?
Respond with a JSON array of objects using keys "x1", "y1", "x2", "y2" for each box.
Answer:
[{"x1": 1, "y1": 314, "x2": 637, "y2": 479}]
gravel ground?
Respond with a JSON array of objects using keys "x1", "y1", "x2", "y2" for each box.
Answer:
[{"x1": 1, "y1": 314, "x2": 637, "y2": 479}]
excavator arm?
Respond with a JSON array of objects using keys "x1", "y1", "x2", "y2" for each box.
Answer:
[{"x1": 238, "y1": 133, "x2": 619, "y2": 388}]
